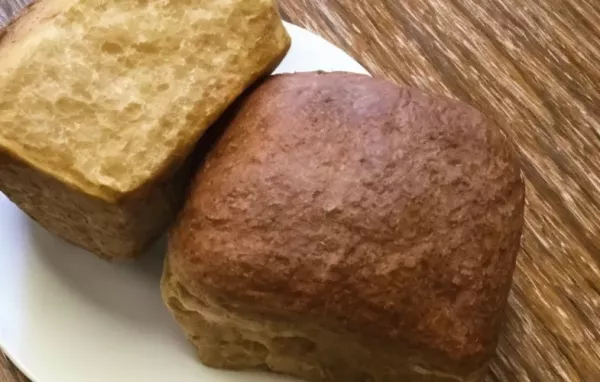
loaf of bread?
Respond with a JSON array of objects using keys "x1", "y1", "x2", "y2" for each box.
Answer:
[
  {"x1": 0, "y1": 0, "x2": 290, "y2": 259},
  {"x1": 162, "y1": 72, "x2": 525, "y2": 381}
]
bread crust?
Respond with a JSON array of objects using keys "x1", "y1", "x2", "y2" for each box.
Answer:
[
  {"x1": 165, "y1": 72, "x2": 525, "y2": 379},
  {"x1": 0, "y1": 0, "x2": 290, "y2": 259},
  {"x1": 162, "y1": 260, "x2": 487, "y2": 382}
]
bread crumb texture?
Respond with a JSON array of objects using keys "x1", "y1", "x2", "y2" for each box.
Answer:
[{"x1": 0, "y1": 0, "x2": 290, "y2": 201}]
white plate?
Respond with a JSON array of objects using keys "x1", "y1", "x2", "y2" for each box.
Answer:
[{"x1": 0, "y1": 22, "x2": 368, "y2": 382}]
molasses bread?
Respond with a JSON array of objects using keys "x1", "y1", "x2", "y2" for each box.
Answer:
[{"x1": 162, "y1": 72, "x2": 525, "y2": 381}]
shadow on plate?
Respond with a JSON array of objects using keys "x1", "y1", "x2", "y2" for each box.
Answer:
[
  {"x1": 26, "y1": 218, "x2": 181, "y2": 335},
  {"x1": 25, "y1": 219, "x2": 300, "y2": 382}
]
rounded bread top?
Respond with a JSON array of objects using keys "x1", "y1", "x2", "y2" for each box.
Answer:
[{"x1": 168, "y1": 72, "x2": 525, "y2": 370}]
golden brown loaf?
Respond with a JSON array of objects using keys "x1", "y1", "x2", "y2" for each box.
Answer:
[
  {"x1": 163, "y1": 72, "x2": 525, "y2": 382},
  {"x1": 0, "y1": 0, "x2": 290, "y2": 259}
]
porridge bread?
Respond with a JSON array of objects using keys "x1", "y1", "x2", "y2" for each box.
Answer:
[
  {"x1": 162, "y1": 72, "x2": 525, "y2": 381},
  {"x1": 0, "y1": 0, "x2": 290, "y2": 259}
]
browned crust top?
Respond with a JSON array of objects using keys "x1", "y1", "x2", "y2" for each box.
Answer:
[{"x1": 169, "y1": 72, "x2": 525, "y2": 372}]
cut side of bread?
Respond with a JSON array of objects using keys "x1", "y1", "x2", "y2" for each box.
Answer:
[{"x1": 0, "y1": 0, "x2": 290, "y2": 259}]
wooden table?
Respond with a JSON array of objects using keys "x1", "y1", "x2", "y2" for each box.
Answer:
[{"x1": 2, "y1": 0, "x2": 600, "y2": 381}]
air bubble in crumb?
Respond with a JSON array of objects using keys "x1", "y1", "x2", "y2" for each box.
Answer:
[
  {"x1": 157, "y1": 83, "x2": 170, "y2": 92},
  {"x1": 101, "y1": 42, "x2": 123, "y2": 54}
]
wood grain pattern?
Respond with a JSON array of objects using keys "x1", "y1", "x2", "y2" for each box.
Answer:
[
  {"x1": 0, "y1": 354, "x2": 26, "y2": 382},
  {"x1": 2, "y1": 0, "x2": 600, "y2": 381},
  {"x1": 0, "y1": 0, "x2": 26, "y2": 24}
]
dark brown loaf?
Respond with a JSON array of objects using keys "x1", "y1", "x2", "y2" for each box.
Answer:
[{"x1": 162, "y1": 72, "x2": 525, "y2": 381}]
